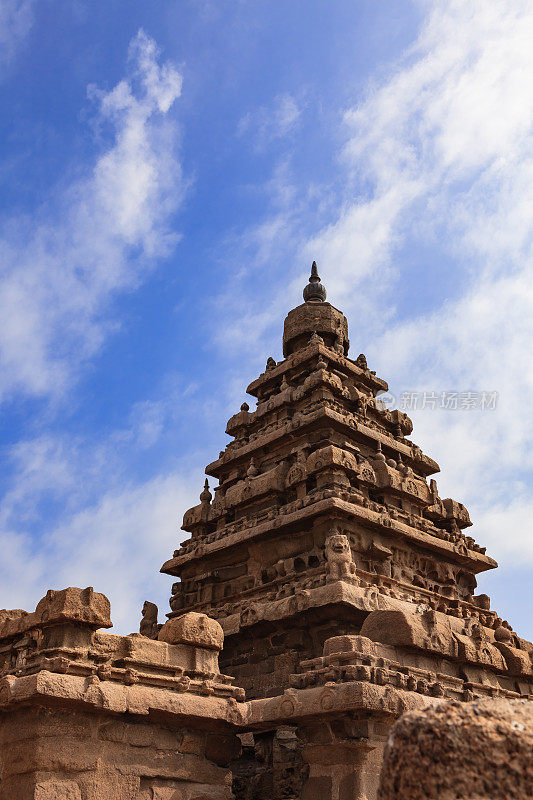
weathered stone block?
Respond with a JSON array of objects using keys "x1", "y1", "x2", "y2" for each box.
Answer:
[
  {"x1": 35, "y1": 587, "x2": 112, "y2": 629},
  {"x1": 158, "y1": 612, "x2": 224, "y2": 650},
  {"x1": 34, "y1": 780, "x2": 82, "y2": 800},
  {"x1": 378, "y1": 698, "x2": 533, "y2": 800},
  {"x1": 323, "y1": 634, "x2": 375, "y2": 656}
]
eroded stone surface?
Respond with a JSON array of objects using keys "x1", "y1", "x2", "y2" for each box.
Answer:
[
  {"x1": 378, "y1": 698, "x2": 533, "y2": 800},
  {"x1": 158, "y1": 611, "x2": 224, "y2": 650}
]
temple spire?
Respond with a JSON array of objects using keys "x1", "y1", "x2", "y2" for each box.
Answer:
[{"x1": 303, "y1": 261, "x2": 327, "y2": 303}]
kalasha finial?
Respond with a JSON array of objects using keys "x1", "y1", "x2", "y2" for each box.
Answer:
[
  {"x1": 303, "y1": 261, "x2": 327, "y2": 303},
  {"x1": 374, "y1": 440, "x2": 386, "y2": 462},
  {"x1": 200, "y1": 478, "x2": 212, "y2": 505}
]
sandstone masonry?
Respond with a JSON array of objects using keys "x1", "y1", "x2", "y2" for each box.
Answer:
[{"x1": 1, "y1": 265, "x2": 531, "y2": 799}]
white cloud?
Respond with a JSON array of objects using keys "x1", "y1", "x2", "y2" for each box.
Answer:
[
  {"x1": 49, "y1": 472, "x2": 198, "y2": 632},
  {"x1": 0, "y1": 366, "x2": 236, "y2": 635},
  {"x1": 238, "y1": 93, "x2": 302, "y2": 149},
  {"x1": 0, "y1": 29, "x2": 183, "y2": 403},
  {"x1": 0, "y1": 0, "x2": 34, "y2": 68},
  {"x1": 0, "y1": 467, "x2": 199, "y2": 633},
  {"x1": 316, "y1": 0, "x2": 533, "y2": 581},
  {"x1": 0, "y1": 390, "x2": 207, "y2": 632},
  {"x1": 474, "y1": 496, "x2": 533, "y2": 565},
  {"x1": 0, "y1": 16, "x2": 200, "y2": 634},
  {"x1": 306, "y1": 2, "x2": 533, "y2": 315}
]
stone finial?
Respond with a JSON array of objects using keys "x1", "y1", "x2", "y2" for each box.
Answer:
[
  {"x1": 247, "y1": 457, "x2": 258, "y2": 478},
  {"x1": 494, "y1": 624, "x2": 513, "y2": 643},
  {"x1": 200, "y1": 478, "x2": 212, "y2": 506},
  {"x1": 374, "y1": 440, "x2": 386, "y2": 462},
  {"x1": 303, "y1": 261, "x2": 327, "y2": 303}
]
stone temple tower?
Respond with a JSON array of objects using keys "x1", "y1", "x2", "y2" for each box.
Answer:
[
  {"x1": 1, "y1": 265, "x2": 530, "y2": 800},
  {"x1": 0, "y1": 269, "x2": 531, "y2": 800},
  {"x1": 161, "y1": 264, "x2": 532, "y2": 799}
]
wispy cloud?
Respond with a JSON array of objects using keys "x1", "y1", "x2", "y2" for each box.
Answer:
[
  {"x1": 0, "y1": 0, "x2": 34, "y2": 69},
  {"x1": 0, "y1": 382, "x2": 206, "y2": 632},
  {"x1": 0, "y1": 461, "x2": 199, "y2": 633},
  {"x1": 309, "y1": 1, "x2": 533, "y2": 313},
  {"x1": 319, "y1": 0, "x2": 533, "y2": 572},
  {"x1": 212, "y1": 0, "x2": 533, "y2": 585},
  {"x1": 0, "y1": 29, "x2": 184, "y2": 404},
  {"x1": 0, "y1": 29, "x2": 191, "y2": 631},
  {"x1": 238, "y1": 93, "x2": 302, "y2": 150}
]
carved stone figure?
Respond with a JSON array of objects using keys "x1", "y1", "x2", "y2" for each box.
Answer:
[
  {"x1": 325, "y1": 531, "x2": 358, "y2": 583},
  {"x1": 139, "y1": 600, "x2": 159, "y2": 639}
]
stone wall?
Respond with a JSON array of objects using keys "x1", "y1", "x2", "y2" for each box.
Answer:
[
  {"x1": 0, "y1": 588, "x2": 243, "y2": 800},
  {"x1": 0, "y1": 705, "x2": 235, "y2": 800},
  {"x1": 221, "y1": 616, "x2": 358, "y2": 700},
  {"x1": 1, "y1": 587, "x2": 532, "y2": 800}
]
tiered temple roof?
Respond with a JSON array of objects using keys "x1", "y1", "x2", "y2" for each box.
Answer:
[{"x1": 161, "y1": 266, "x2": 530, "y2": 722}]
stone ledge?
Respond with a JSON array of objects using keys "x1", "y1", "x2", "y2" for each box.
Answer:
[
  {"x1": 0, "y1": 670, "x2": 246, "y2": 727},
  {"x1": 206, "y1": 403, "x2": 436, "y2": 478},
  {"x1": 220, "y1": 580, "x2": 386, "y2": 636},
  {"x1": 243, "y1": 679, "x2": 441, "y2": 730},
  {"x1": 246, "y1": 339, "x2": 387, "y2": 398},
  {"x1": 163, "y1": 495, "x2": 495, "y2": 576}
]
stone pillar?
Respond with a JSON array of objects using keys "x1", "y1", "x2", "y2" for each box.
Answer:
[
  {"x1": 299, "y1": 717, "x2": 391, "y2": 800},
  {"x1": 232, "y1": 726, "x2": 308, "y2": 800}
]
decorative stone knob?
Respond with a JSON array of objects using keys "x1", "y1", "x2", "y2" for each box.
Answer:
[
  {"x1": 303, "y1": 261, "x2": 326, "y2": 302},
  {"x1": 200, "y1": 478, "x2": 212, "y2": 505}
]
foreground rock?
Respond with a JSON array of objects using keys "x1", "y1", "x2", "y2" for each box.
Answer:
[{"x1": 378, "y1": 698, "x2": 533, "y2": 800}]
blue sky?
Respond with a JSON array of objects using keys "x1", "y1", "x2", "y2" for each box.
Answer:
[{"x1": 0, "y1": 0, "x2": 532, "y2": 636}]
